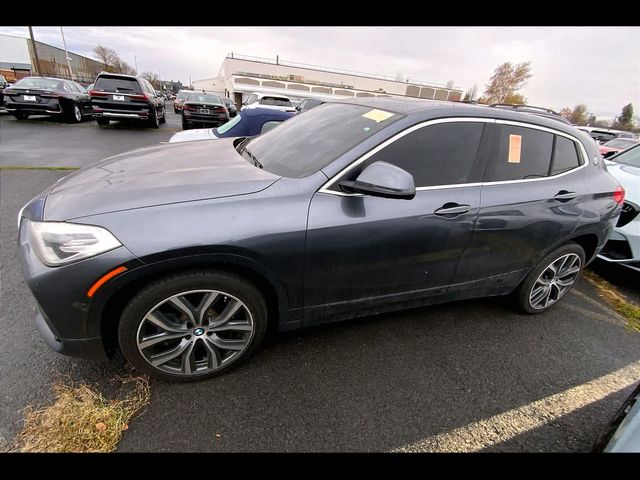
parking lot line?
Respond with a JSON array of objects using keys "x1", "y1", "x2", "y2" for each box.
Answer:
[{"x1": 392, "y1": 359, "x2": 640, "y2": 452}]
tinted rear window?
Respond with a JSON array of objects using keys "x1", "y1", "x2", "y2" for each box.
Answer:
[
  {"x1": 177, "y1": 91, "x2": 191, "y2": 100},
  {"x1": 260, "y1": 97, "x2": 292, "y2": 107},
  {"x1": 551, "y1": 136, "x2": 581, "y2": 175},
  {"x1": 13, "y1": 78, "x2": 62, "y2": 90},
  {"x1": 94, "y1": 76, "x2": 141, "y2": 93},
  {"x1": 186, "y1": 93, "x2": 222, "y2": 104},
  {"x1": 241, "y1": 103, "x2": 402, "y2": 178}
]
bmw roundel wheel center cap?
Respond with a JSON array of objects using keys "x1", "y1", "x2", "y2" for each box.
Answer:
[{"x1": 193, "y1": 327, "x2": 205, "y2": 336}]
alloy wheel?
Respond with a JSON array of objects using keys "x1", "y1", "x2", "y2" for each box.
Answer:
[
  {"x1": 528, "y1": 253, "x2": 581, "y2": 310},
  {"x1": 74, "y1": 104, "x2": 82, "y2": 122},
  {"x1": 136, "y1": 289, "x2": 255, "y2": 376}
]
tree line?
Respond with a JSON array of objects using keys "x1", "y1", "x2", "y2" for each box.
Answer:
[
  {"x1": 462, "y1": 61, "x2": 637, "y2": 132},
  {"x1": 92, "y1": 45, "x2": 161, "y2": 89}
]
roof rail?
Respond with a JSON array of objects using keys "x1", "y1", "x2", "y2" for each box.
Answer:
[{"x1": 488, "y1": 103, "x2": 572, "y2": 125}]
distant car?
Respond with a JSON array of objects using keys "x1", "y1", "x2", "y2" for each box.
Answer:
[
  {"x1": 169, "y1": 107, "x2": 294, "y2": 143},
  {"x1": 593, "y1": 381, "x2": 640, "y2": 452},
  {"x1": 174, "y1": 89, "x2": 193, "y2": 114},
  {"x1": 222, "y1": 97, "x2": 238, "y2": 117},
  {"x1": 295, "y1": 98, "x2": 325, "y2": 113},
  {"x1": 181, "y1": 92, "x2": 229, "y2": 130},
  {"x1": 576, "y1": 127, "x2": 638, "y2": 145},
  {"x1": 0, "y1": 74, "x2": 7, "y2": 109},
  {"x1": 599, "y1": 138, "x2": 639, "y2": 158},
  {"x1": 3, "y1": 76, "x2": 93, "y2": 123},
  {"x1": 89, "y1": 72, "x2": 166, "y2": 128},
  {"x1": 598, "y1": 143, "x2": 640, "y2": 271},
  {"x1": 241, "y1": 92, "x2": 296, "y2": 113}
]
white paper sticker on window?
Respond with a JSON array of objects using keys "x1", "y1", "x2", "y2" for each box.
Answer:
[{"x1": 508, "y1": 134, "x2": 522, "y2": 163}]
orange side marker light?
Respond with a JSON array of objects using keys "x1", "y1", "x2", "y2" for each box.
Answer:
[{"x1": 87, "y1": 266, "x2": 127, "y2": 298}]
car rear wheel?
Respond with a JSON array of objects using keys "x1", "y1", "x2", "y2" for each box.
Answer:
[
  {"x1": 96, "y1": 118, "x2": 110, "y2": 126},
  {"x1": 148, "y1": 112, "x2": 160, "y2": 129},
  {"x1": 514, "y1": 243, "x2": 585, "y2": 314},
  {"x1": 118, "y1": 270, "x2": 268, "y2": 382},
  {"x1": 159, "y1": 107, "x2": 166, "y2": 124},
  {"x1": 66, "y1": 103, "x2": 82, "y2": 123},
  {"x1": 181, "y1": 117, "x2": 190, "y2": 130},
  {"x1": 14, "y1": 112, "x2": 29, "y2": 120}
]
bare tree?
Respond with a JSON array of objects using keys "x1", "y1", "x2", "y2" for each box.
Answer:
[
  {"x1": 479, "y1": 61, "x2": 532, "y2": 104},
  {"x1": 462, "y1": 84, "x2": 477, "y2": 102},
  {"x1": 140, "y1": 71, "x2": 160, "y2": 88},
  {"x1": 569, "y1": 104, "x2": 589, "y2": 126},
  {"x1": 93, "y1": 45, "x2": 118, "y2": 71}
]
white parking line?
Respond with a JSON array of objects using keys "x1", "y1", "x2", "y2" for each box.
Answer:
[{"x1": 392, "y1": 360, "x2": 640, "y2": 452}]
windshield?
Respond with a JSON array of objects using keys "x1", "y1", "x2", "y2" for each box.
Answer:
[
  {"x1": 215, "y1": 114, "x2": 242, "y2": 135},
  {"x1": 177, "y1": 91, "x2": 191, "y2": 100},
  {"x1": 13, "y1": 77, "x2": 62, "y2": 90},
  {"x1": 610, "y1": 144, "x2": 640, "y2": 168},
  {"x1": 260, "y1": 97, "x2": 292, "y2": 107},
  {"x1": 186, "y1": 93, "x2": 222, "y2": 104},
  {"x1": 239, "y1": 103, "x2": 402, "y2": 178},
  {"x1": 603, "y1": 138, "x2": 637, "y2": 149}
]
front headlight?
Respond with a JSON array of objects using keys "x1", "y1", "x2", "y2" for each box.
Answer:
[{"x1": 27, "y1": 221, "x2": 122, "y2": 266}]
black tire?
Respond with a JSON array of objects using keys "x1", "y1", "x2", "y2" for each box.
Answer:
[
  {"x1": 148, "y1": 112, "x2": 160, "y2": 129},
  {"x1": 13, "y1": 111, "x2": 29, "y2": 120},
  {"x1": 174, "y1": 108, "x2": 179, "y2": 114},
  {"x1": 182, "y1": 117, "x2": 190, "y2": 130},
  {"x1": 513, "y1": 242, "x2": 585, "y2": 314},
  {"x1": 96, "y1": 118, "x2": 110, "y2": 126},
  {"x1": 159, "y1": 107, "x2": 166, "y2": 124},
  {"x1": 65, "y1": 102, "x2": 83, "y2": 123},
  {"x1": 118, "y1": 270, "x2": 268, "y2": 382}
]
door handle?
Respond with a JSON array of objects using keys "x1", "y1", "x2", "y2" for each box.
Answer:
[
  {"x1": 434, "y1": 203, "x2": 471, "y2": 217},
  {"x1": 553, "y1": 191, "x2": 577, "y2": 202}
]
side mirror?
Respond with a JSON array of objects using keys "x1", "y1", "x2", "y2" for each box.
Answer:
[
  {"x1": 339, "y1": 161, "x2": 415, "y2": 200},
  {"x1": 602, "y1": 150, "x2": 618, "y2": 159}
]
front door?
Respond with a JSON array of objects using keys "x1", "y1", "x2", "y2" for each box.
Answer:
[{"x1": 304, "y1": 119, "x2": 490, "y2": 324}]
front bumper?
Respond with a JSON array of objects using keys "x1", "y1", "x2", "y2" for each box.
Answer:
[{"x1": 18, "y1": 215, "x2": 142, "y2": 359}]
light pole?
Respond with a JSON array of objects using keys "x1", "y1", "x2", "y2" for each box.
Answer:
[
  {"x1": 134, "y1": 55, "x2": 138, "y2": 75},
  {"x1": 60, "y1": 27, "x2": 75, "y2": 81},
  {"x1": 28, "y1": 26, "x2": 42, "y2": 76}
]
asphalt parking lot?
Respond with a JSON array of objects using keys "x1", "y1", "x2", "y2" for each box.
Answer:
[{"x1": 1, "y1": 107, "x2": 639, "y2": 452}]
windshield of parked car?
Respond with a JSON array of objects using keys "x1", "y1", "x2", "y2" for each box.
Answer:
[
  {"x1": 13, "y1": 77, "x2": 62, "y2": 90},
  {"x1": 603, "y1": 138, "x2": 637, "y2": 149},
  {"x1": 239, "y1": 103, "x2": 403, "y2": 177},
  {"x1": 610, "y1": 144, "x2": 640, "y2": 168},
  {"x1": 215, "y1": 114, "x2": 242, "y2": 135},
  {"x1": 186, "y1": 93, "x2": 222, "y2": 104},
  {"x1": 260, "y1": 96, "x2": 292, "y2": 107}
]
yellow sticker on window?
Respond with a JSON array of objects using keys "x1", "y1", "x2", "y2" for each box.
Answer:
[
  {"x1": 361, "y1": 109, "x2": 394, "y2": 123},
  {"x1": 508, "y1": 134, "x2": 522, "y2": 163}
]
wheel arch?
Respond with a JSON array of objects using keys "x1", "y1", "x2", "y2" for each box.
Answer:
[{"x1": 92, "y1": 251, "x2": 290, "y2": 357}]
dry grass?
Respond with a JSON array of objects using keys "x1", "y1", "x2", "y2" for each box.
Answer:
[
  {"x1": 582, "y1": 269, "x2": 640, "y2": 333},
  {"x1": 14, "y1": 375, "x2": 150, "y2": 453}
]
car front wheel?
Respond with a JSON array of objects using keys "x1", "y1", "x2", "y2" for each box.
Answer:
[
  {"x1": 118, "y1": 270, "x2": 268, "y2": 382},
  {"x1": 514, "y1": 243, "x2": 585, "y2": 314}
]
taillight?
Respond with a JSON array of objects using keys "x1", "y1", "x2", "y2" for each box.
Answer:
[
  {"x1": 183, "y1": 105, "x2": 195, "y2": 111},
  {"x1": 129, "y1": 93, "x2": 149, "y2": 101},
  {"x1": 40, "y1": 92, "x2": 61, "y2": 98},
  {"x1": 89, "y1": 90, "x2": 108, "y2": 97},
  {"x1": 614, "y1": 185, "x2": 625, "y2": 205}
]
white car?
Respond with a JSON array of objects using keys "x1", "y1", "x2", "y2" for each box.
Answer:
[
  {"x1": 241, "y1": 92, "x2": 296, "y2": 113},
  {"x1": 599, "y1": 144, "x2": 640, "y2": 271}
]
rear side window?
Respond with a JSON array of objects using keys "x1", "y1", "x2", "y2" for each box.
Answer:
[
  {"x1": 484, "y1": 125, "x2": 553, "y2": 181},
  {"x1": 94, "y1": 76, "x2": 141, "y2": 94},
  {"x1": 551, "y1": 136, "x2": 581, "y2": 175},
  {"x1": 360, "y1": 122, "x2": 485, "y2": 187}
]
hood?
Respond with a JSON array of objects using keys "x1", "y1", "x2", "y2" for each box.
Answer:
[
  {"x1": 606, "y1": 161, "x2": 640, "y2": 203},
  {"x1": 169, "y1": 128, "x2": 219, "y2": 143},
  {"x1": 44, "y1": 138, "x2": 280, "y2": 220}
]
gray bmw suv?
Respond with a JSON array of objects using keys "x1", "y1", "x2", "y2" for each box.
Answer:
[{"x1": 18, "y1": 98, "x2": 624, "y2": 382}]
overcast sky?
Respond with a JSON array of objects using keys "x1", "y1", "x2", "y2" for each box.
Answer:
[{"x1": 1, "y1": 26, "x2": 638, "y2": 118}]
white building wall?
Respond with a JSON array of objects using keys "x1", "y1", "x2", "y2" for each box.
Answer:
[
  {"x1": 0, "y1": 35, "x2": 31, "y2": 67},
  {"x1": 192, "y1": 76, "x2": 225, "y2": 95}
]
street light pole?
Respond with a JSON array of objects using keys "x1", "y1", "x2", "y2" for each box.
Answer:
[
  {"x1": 134, "y1": 55, "x2": 138, "y2": 75},
  {"x1": 60, "y1": 27, "x2": 75, "y2": 81},
  {"x1": 28, "y1": 26, "x2": 42, "y2": 76}
]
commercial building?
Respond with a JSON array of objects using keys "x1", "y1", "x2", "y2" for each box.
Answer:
[
  {"x1": 0, "y1": 33, "x2": 104, "y2": 85},
  {"x1": 193, "y1": 53, "x2": 463, "y2": 107}
]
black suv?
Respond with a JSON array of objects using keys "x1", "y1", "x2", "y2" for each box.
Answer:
[
  {"x1": 18, "y1": 98, "x2": 623, "y2": 382},
  {"x1": 89, "y1": 72, "x2": 166, "y2": 128}
]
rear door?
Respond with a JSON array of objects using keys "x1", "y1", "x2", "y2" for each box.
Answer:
[
  {"x1": 304, "y1": 119, "x2": 489, "y2": 322},
  {"x1": 453, "y1": 121, "x2": 587, "y2": 291}
]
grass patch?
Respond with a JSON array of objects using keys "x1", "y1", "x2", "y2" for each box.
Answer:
[
  {"x1": 14, "y1": 375, "x2": 150, "y2": 453},
  {"x1": 583, "y1": 269, "x2": 640, "y2": 333},
  {"x1": 0, "y1": 166, "x2": 79, "y2": 171}
]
